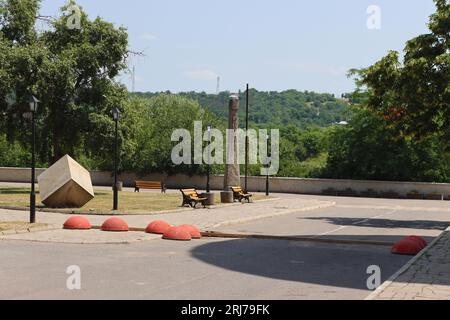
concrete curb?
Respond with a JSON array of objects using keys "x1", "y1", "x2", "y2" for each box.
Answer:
[
  {"x1": 0, "y1": 237, "x2": 159, "y2": 245},
  {"x1": 201, "y1": 231, "x2": 394, "y2": 247},
  {"x1": 365, "y1": 226, "x2": 450, "y2": 300},
  {"x1": 0, "y1": 198, "x2": 280, "y2": 216},
  {"x1": 0, "y1": 224, "x2": 61, "y2": 236},
  {"x1": 0, "y1": 205, "x2": 193, "y2": 216}
]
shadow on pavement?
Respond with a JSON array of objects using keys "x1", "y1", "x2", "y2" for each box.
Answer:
[
  {"x1": 304, "y1": 217, "x2": 450, "y2": 231},
  {"x1": 191, "y1": 237, "x2": 411, "y2": 290}
]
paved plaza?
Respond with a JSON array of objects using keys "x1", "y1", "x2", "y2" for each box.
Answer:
[{"x1": 0, "y1": 187, "x2": 449, "y2": 300}]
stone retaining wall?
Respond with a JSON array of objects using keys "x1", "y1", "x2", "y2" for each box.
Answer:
[{"x1": 1, "y1": 167, "x2": 449, "y2": 199}]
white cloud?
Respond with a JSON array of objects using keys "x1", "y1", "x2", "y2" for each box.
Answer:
[
  {"x1": 139, "y1": 33, "x2": 157, "y2": 41},
  {"x1": 183, "y1": 69, "x2": 218, "y2": 81}
]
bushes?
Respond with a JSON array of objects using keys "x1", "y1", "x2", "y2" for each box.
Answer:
[
  {"x1": 322, "y1": 108, "x2": 450, "y2": 183},
  {"x1": 0, "y1": 134, "x2": 30, "y2": 167}
]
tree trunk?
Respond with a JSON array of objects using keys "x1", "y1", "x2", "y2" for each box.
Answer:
[{"x1": 52, "y1": 130, "x2": 64, "y2": 164}]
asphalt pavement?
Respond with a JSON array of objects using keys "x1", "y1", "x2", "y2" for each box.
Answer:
[
  {"x1": 1, "y1": 193, "x2": 448, "y2": 300},
  {"x1": 0, "y1": 237, "x2": 410, "y2": 300}
]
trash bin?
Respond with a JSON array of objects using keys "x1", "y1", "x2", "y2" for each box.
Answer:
[
  {"x1": 200, "y1": 192, "x2": 215, "y2": 206},
  {"x1": 220, "y1": 191, "x2": 234, "y2": 203}
]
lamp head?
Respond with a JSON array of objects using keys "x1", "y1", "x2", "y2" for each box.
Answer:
[
  {"x1": 111, "y1": 107, "x2": 121, "y2": 121},
  {"x1": 29, "y1": 95, "x2": 39, "y2": 112}
]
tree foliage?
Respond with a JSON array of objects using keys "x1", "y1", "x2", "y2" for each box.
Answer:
[
  {"x1": 324, "y1": 108, "x2": 450, "y2": 182},
  {"x1": 0, "y1": 0, "x2": 129, "y2": 164},
  {"x1": 352, "y1": 0, "x2": 450, "y2": 149},
  {"x1": 123, "y1": 94, "x2": 222, "y2": 176},
  {"x1": 133, "y1": 89, "x2": 351, "y2": 128}
]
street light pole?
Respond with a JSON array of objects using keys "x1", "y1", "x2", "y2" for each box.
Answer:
[
  {"x1": 29, "y1": 95, "x2": 39, "y2": 224},
  {"x1": 206, "y1": 126, "x2": 211, "y2": 193},
  {"x1": 245, "y1": 84, "x2": 249, "y2": 192},
  {"x1": 112, "y1": 107, "x2": 121, "y2": 211},
  {"x1": 266, "y1": 134, "x2": 270, "y2": 197}
]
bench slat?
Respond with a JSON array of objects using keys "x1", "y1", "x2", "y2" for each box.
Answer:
[
  {"x1": 231, "y1": 186, "x2": 253, "y2": 203},
  {"x1": 134, "y1": 181, "x2": 166, "y2": 193},
  {"x1": 180, "y1": 188, "x2": 207, "y2": 208}
]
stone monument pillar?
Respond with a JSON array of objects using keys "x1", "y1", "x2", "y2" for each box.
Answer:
[{"x1": 221, "y1": 94, "x2": 241, "y2": 203}]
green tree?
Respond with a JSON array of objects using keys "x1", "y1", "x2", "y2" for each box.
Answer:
[
  {"x1": 351, "y1": 0, "x2": 450, "y2": 149},
  {"x1": 0, "y1": 0, "x2": 129, "y2": 164},
  {"x1": 324, "y1": 108, "x2": 450, "y2": 182},
  {"x1": 129, "y1": 94, "x2": 223, "y2": 176},
  {"x1": 133, "y1": 89, "x2": 350, "y2": 129}
]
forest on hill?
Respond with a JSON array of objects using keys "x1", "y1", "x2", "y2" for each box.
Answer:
[{"x1": 132, "y1": 90, "x2": 351, "y2": 128}]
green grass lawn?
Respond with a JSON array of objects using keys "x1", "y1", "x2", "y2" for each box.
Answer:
[
  {"x1": 0, "y1": 221, "x2": 47, "y2": 232},
  {"x1": 0, "y1": 187, "x2": 270, "y2": 215}
]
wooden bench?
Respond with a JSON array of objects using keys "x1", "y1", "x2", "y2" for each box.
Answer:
[
  {"x1": 180, "y1": 189, "x2": 207, "y2": 208},
  {"x1": 231, "y1": 186, "x2": 253, "y2": 203},
  {"x1": 134, "y1": 181, "x2": 166, "y2": 193}
]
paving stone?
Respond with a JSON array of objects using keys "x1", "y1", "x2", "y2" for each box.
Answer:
[{"x1": 371, "y1": 230, "x2": 450, "y2": 300}]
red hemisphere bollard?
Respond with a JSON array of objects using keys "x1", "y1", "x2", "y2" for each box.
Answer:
[
  {"x1": 146, "y1": 220, "x2": 172, "y2": 234},
  {"x1": 101, "y1": 217, "x2": 129, "y2": 232},
  {"x1": 180, "y1": 224, "x2": 202, "y2": 239},
  {"x1": 162, "y1": 226, "x2": 192, "y2": 241},
  {"x1": 63, "y1": 216, "x2": 92, "y2": 230}
]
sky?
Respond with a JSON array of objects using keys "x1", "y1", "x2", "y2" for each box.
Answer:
[{"x1": 39, "y1": 0, "x2": 437, "y2": 95}]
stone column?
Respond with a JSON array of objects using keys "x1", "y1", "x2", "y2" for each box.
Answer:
[{"x1": 222, "y1": 94, "x2": 241, "y2": 203}]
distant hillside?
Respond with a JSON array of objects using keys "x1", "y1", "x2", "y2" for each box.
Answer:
[{"x1": 132, "y1": 89, "x2": 351, "y2": 128}]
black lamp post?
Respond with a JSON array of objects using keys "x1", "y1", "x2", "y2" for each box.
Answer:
[
  {"x1": 111, "y1": 107, "x2": 121, "y2": 211},
  {"x1": 265, "y1": 134, "x2": 270, "y2": 197},
  {"x1": 29, "y1": 95, "x2": 39, "y2": 223},
  {"x1": 206, "y1": 125, "x2": 212, "y2": 193},
  {"x1": 245, "y1": 84, "x2": 250, "y2": 192}
]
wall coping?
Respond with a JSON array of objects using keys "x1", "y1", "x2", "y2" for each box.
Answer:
[{"x1": 0, "y1": 167, "x2": 449, "y2": 187}]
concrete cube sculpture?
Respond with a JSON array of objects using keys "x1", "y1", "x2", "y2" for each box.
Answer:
[{"x1": 38, "y1": 155, "x2": 95, "y2": 208}]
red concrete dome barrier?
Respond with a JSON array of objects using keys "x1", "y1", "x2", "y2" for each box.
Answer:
[
  {"x1": 162, "y1": 226, "x2": 192, "y2": 241},
  {"x1": 63, "y1": 216, "x2": 92, "y2": 230},
  {"x1": 101, "y1": 218, "x2": 129, "y2": 232},
  {"x1": 392, "y1": 237, "x2": 425, "y2": 256},
  {"x1": 146, "y1": 220, "x2": 172, "y2": 234},
  {"x1": 406, "y1": 236, "x2": 427, "y2": 249},
  {"x1": 180, "y1": 224, "x2": 202, "y2": 239}
]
